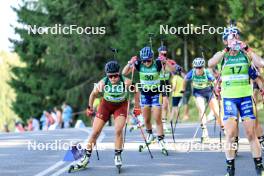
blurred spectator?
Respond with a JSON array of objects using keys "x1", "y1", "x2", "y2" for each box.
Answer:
[
  {"x1": 62, "y1": 102, "x2": 73, "y2": 128},
  {"x1": 54, "y1": 106, "x2": 63, "y2": 128},
  {"x1": 15, "y1": 121, "x2": 25, "y2": 132},
  {"x1": 40, "y1": 111, "x2": 47, "y2": 130},
  {"x1": 3, "y1": 123, "x2": 9, "y2": 133},
  {"x1": 47, "y1": 110, "x2": 59, "y2": 130},
  {"x1": 27, "y1": 117, "x2": 40, "y2": 131}
]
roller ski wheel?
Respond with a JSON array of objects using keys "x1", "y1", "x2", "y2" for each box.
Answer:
[
  {"x1": 68, "y1": 165, "x2": 74, "y2": 173},
  {"x1": 224, "y1": 166, "x2": 235, "y2": 176},
  {"x1": 114, "y1": 154, "x2": 122, "y2": 174},
  {"x1": 256, "y1": 167, "x2": 264, "y2": 176},
  {"x1": 139, "y1": 145, "x2": 144, "y2": 152},
  {"x1": 68, "y1": 152, "x2": 90, "y2": 173},
  {"x1": 68, "y1": 163, "x2": 87, "y2": 173},
  {"x1": 161, "y1": 148, "x2": 168, "y2": 156},
  {"x1": 138, "y1": 139, "x2": 155, "y2": 153},
  {"x1": 138, "y1": 142, "x2": 152, "y2": 152},
  {"x1": 116, "y1": 164, "x2": 121, "y2": 174},
  {"x1": 159, "y1": 140, "x2": 168, "y2": 156}
]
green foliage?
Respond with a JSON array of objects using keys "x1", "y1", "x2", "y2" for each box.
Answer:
[
  {"x1": 9, "y1": 0, "x2": 264, "y2": 124},
  {"x1": 0, "y1": 51, "x2": 24, "y2": 130}
]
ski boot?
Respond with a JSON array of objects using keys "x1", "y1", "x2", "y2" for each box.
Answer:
[
  {"x1": 114, "y1": 150, "x2": 122, "y2": 174},
  {"x1": 201, "y1": 125, "x2": 209, "y2": 143},
  {"x1": 225, "y1": 167, "x2": 235, "y2": 176},
  {"x1": 254, "y1": 158, "x2": 264, "y2": 176},
  {"x1": 162, "y1": 119, "x2": 171, "y2": 134},
  {"x1": 158, "y1": 135, "x2": 168, "y2": 156},
  {"x1": 256, "y1": 166, "x2": 264, "y2": 176},
  {"x1": 68, "y1": 150, "x2": 91, "y2": 173},
  {"x1": 225, "y1": 160, "x2": 235, "y2": 176},
  {"x1": 139, "y1": 131, "x2": 156, "y2": 152}
]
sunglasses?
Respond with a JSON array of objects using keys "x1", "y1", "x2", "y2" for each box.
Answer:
[
  {"x1": 160, "y1": 52, "x2": 167, "y2": 55},
  {"x1": 142, "y1": 60, "x2": 152, "y2": 63},
  {"x1": 195, "y1": 67, "x2": 203, "y2": 69},
  {"x1": 227, "y1": 33, "x2": 239, "y2": 40},
  {"x1": 108, "y1": 74, "x2": 119, "y2": 79}
]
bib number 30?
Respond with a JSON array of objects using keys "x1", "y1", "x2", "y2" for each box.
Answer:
[{"x1": 145, "y1": 75, "x2": 154, "y2": 80}]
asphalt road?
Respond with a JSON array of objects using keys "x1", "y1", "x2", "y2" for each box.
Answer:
[{"x1": 0, "y1": 123, "x2": 260, "y2": 176}]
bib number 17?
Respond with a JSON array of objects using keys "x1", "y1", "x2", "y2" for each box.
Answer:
[{"x1": 230, "y1": 66, "x2": 242, "y2": 74}]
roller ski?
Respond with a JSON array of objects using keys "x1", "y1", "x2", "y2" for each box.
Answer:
[
  {"x1": 225, "y1": 160, "x2": 235, "y2": 176},
  {"x1": 158, "y1": 137, "x2": 168, "y2": 156},
  {"x1": 139, "y1": 133, "x2": 156, "y2": 152},
  {"x1": 201, "y1": 126, "x2": 210, "y2": 144},
  {"x1": 164, "y1": 128, "x2": 171, "y2": 134},
  {"x1": 256, "y1": 167, "x2": 264, "y2": 176},
  {"x1": 114, "y1": 150, "x2": 123, "y2": 174},
  {"x1": 255, "y1": 165, "x2": 264, "y2": 176},
  {"x1": 68, "y1": 150, "x2": 91, "y2": 173},
  {"x1": 225, "y1": 167, "x2": 235, "y2": 176},
  {"x1": 162, "y1": 119, "x2": 171, "y2": 134}
]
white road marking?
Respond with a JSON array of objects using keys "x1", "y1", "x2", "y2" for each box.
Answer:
[
  {"x1": 34, "y1": 128, "x2": 105, "y2": 176},
  {"x1": 34, "y1": 161, "x2": 65, "y2": 176}
]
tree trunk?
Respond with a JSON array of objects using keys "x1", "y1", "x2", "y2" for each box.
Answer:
[{"x1": 184, "y1": 36, "x2": 188, "y2": 71}]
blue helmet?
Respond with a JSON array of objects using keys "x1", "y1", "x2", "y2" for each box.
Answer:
[
  {"x1": 140, "y1": 46, "x2": 153, "y2": 61},
  {"x1": 222, "y1": 27, "x2": 240, "y2": 41},
  {"x1": 158, "y1": 45, "x2": 167, "y2": 52},
  {"x1": 104, "y1": 60, "x2": 120, "y2": 73}
]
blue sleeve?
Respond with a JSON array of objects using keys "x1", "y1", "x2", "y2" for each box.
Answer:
[
  {"x1": 206, "y1": 71, "x2": 215, "y2": 81},
  {"x1": 185, "y1": 70, "x2": 193, "y2": 80}
]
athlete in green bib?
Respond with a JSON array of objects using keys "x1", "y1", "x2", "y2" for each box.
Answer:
[
  {"x1": 208, "y1": 25, "x2": 264, "y2": 176},
  {"x1": 183, "y1": 57, "x2": 221, "y2": 143},
  {"x1": 69, "y1": 61, "x2": 134, "y2": 173},
  {"x1": 123, "y1": 46, "x2": 179, "y2": 155},
  {"x1": 157, "y1": 46, "x2": 182, "y2": 134}
]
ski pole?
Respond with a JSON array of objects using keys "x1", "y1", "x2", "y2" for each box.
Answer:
[
  {"x1": 187, "y1": 61, "x2": 228, "y2": 153},
  {"x1": 123, "y1": 66, "x2": 135, "y2": 148},
  {"x1": 90, "y1": 114, "x2": 100, "y2": 160},
  {"x1": 173, "y1": 101, "x2": 182, "y2": 134},
  {"x1": 201, "y1": 47, "x2": 217, "y2": 136},
  {"x1": 187, "y1": 91, "x2": 214, "y2": 153},
  {"x1": 134, "y1": 114, "x2": 154, "y2": 159}
]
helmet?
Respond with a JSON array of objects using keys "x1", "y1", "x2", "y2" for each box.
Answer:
[
  {"x1": 140, "y1": 46, "x2": 153, "y2": 61},
  {"x1": 104, "y1": 60, "x2": 120, "y2": 73},
  {"x1": 222, "y1": 27, "x2": 240, "y2": 41},
  {"x1": 158, "y1": 45, "x2": 167, "y2": 52},
  {"x1": 193, "y1": 57, "x2": 205, "y2": 67}
]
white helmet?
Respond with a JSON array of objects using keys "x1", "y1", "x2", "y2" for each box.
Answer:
[{"x1": 193, "y1": 57, "x2": 205, "y2": 68}]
